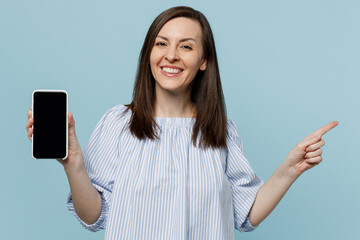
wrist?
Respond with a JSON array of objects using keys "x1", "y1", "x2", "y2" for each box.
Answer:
[
  {"x1": 63, "y1": 153, "x2": 87, "y2": 176},
  {"x1": 277, "y1": 162, "x2": 301, "y2": 183}
]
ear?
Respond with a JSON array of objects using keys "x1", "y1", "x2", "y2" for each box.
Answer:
[{"x1": 200, "y1": 59, "x2": 207, "y2": 71}]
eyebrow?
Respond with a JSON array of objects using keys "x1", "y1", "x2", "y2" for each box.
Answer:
[{"x1": 156, "y1": 35, "x2": 197, "y2": 43}]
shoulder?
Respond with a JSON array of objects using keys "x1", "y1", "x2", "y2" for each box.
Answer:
[
  {"x1": 226, "y1": 118, "x2": 244, "y2": 148},
  {"x1": 106, "y1": 104, "x2": 130, "y2": 114},
  {"x1": 97, "y1": 104, "x2": 131, "y2": 130},
  {"x1": 226, "y1": 118, "x2": 240, "y2": 139}
]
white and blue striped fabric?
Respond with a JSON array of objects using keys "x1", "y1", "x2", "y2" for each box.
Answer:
[{"x1": 67, "y1": 104, "x2": 264, "y2": 240}]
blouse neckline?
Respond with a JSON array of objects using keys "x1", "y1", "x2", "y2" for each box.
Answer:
[
  {"x1": 154, "y1": 116, "x2": 195, "y2": 127},
  {"x1": 120, "y1": 104, "x2": 195, "y2": 127}
]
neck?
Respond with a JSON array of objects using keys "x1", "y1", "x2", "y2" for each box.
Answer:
[{"x1": 154, "y1": 87, "x2": 195, "y2": 118}]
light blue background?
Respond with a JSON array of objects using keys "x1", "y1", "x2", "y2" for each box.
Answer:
[{"x1": 1, "y1": 0, "x2": 359, "y2": 239}]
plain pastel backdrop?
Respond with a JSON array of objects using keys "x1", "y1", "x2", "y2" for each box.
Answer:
[{"x1": 1, "y1": 0, "x2": 359, "y2": 239}]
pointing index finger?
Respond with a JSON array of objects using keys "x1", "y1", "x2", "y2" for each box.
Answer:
[{"x1": 313, "y1": 121, "x2": 339, "y2": 137}]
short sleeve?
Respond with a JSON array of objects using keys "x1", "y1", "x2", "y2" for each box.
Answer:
[
  {"x1": 225, "y1": 119, "x2": 264, "y2": 232},
  {"x1": 67, "y1": 105, "x2": 129, "y2": 232}
]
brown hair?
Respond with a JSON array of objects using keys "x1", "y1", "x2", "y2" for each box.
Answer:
[{"x1": 127, "y1": 6, "x2": 227, "y2": 148}]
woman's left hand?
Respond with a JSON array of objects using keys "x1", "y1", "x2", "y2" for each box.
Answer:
[
  {"x1": 248, "y1": 121, "x2": 338, "y2": 226},
  {"x1": 284, "y1": 121, "x2": 338, "y2": 178}
]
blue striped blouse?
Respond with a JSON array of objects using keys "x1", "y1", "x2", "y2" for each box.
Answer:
[{"x1": 67, "y1": 104, "x2": 263, "y2": 239}]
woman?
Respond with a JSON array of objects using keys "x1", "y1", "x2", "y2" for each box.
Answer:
[{"x1": 26, "y1": 6, "x2": 338, "y2": 240}]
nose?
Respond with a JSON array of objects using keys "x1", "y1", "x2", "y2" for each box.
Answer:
[{"x1": 164, "y1": 46, "x2": 179, "y2": 62}]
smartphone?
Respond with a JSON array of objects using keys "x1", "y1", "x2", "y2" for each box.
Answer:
[{"x1": 32, "y1": 90, "x2": 68, "y2": 159}]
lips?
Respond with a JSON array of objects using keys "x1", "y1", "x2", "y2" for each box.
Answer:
[{"x1": 160, "y1": 65, "x2": 184, "y2": 77}]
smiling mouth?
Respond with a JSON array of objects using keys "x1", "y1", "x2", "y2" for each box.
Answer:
[{"x1": 161, "y1": 67, "x2": 184, "y2": 74}]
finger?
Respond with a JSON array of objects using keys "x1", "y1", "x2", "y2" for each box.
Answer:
[
  {"x1": 304, "y1": 148, "x2": 322, "y2": 159},
  {"x1": 30, "y1": 106, "x2": 32, "y2": 110},
  {"x1": 306, "y1": 121, "x2": 339, "y2": 140},
  {"x1": 297, "y1": 134, "x2": 322, "y2": 150},
  {"x1": 27, "y1": 127, "x2": 32, "y2": 138},
  {"x1": 28, "y1": 110, "x2": 32, "y2": 120},
  {"x1": 27, "y1": 127, "x2": 33, "y2": 142},
  {"x1": 306, "y1": 139, "x2": 325, "y2": 152},
  {"x1": 315, "y1": 121, "x2": 338, "y2": 136},
  {"x1": 305, "y1": 156, "x2": 322, "y2": 164},
  {"x1": 26, "y1": 118, "x2": 33, "y2": 131}
]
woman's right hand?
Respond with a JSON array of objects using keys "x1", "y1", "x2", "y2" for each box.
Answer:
[
  {"x1": 26, "y1": 106, "x2": 102, "y2": 224},
  {"x1": 26, "y1": 106, "x2": 85, "y2": 173}
]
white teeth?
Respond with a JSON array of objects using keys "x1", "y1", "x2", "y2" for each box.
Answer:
[{"x1": 162, "y1": 67, "x2": 182, "y2": 74}]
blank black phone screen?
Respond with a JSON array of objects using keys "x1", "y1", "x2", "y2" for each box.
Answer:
[{"x1": 33, "y1": 91, "x2": 67, "y2": 159}]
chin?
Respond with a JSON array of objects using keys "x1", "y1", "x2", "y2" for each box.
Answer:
[{"x1": 156, "y1": 82, "x2": 187, "y2": 94}]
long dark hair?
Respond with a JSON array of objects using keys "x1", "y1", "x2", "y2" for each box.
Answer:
[{"x1": 127, "y1": 6, "x2": 227, "y2": 148}]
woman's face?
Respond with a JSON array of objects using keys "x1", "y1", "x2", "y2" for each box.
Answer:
[{"x1": 150, "y1": 17, "x2": 207, "y2": 96}]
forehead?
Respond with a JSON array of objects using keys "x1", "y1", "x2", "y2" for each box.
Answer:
[{"x1": 157, "y1": 17, "x2": 202, "y2": 40}]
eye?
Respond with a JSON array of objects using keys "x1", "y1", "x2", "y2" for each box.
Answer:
[
  {"x1": 181, "y1": 45, "x2": 192, "y2": 50},
  {"x1": 155, "y1": 42, "x2": 167, "y2": 47}
]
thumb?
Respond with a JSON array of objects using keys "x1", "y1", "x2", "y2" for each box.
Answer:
[{"x1": 68, "y1": 112, "x2": 77, "y2": 137}]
